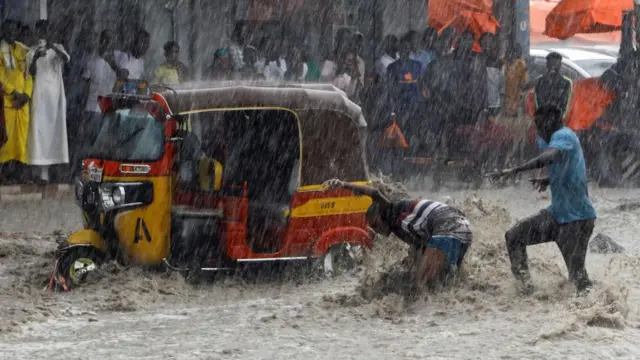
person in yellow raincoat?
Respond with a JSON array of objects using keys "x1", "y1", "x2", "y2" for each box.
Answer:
[{"x1": 0, "y1": 19, "x2": 33, "y2": 164}]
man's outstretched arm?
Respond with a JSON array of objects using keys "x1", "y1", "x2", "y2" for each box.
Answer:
[
  {"x1": 324, "y1": 179, "x2": 392, "y2": 207},
  {"x1": 489, "y1": 148, "x2": 560, "y2": 180}
]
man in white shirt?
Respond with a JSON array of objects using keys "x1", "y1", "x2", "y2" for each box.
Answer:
[
  {"x1": 375, "y1": 34, "x2": 398, "y2": 78},
  {"x1": 115, "y1": 29, "x2": 150, "y2": 80},
  {"x1": 78, "y1": 30, "x2": 121, "y2": 173}
]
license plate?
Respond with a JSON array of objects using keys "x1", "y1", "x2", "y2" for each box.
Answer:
[{"x1": 88, "y1": 167, "x2": 103, "y2": 182}]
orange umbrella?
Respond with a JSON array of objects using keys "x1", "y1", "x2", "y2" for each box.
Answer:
[
  {"x1": 428, "y1": 0, "x2": 499, "y2": 37},
  {"x1": 544, "y1": 0, "x2": 632, "y2": 40}
]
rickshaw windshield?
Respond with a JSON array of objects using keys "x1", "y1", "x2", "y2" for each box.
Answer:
[{"x1": 88, "y1": 103, "x2": 165, "y2": 162}]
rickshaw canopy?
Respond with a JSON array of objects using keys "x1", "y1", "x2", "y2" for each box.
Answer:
[
  {"x1": 545, "y1": 0, "x2": 632, "y2": 40},
  {"x1": 154, "y1": 82, "x2": 369, "y2": 185}
]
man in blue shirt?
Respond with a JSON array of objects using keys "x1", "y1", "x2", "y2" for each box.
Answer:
[{"x1": 489, "y1": 105, "x2": 596, "y2": 294}]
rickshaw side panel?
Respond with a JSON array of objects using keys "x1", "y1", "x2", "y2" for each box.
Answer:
[
  {"x1": 284, "y1": 188, "x2": 372, "y2": 257},
  {"x1": 109, "y1": 175, "x2": 173, "y2": 266}
]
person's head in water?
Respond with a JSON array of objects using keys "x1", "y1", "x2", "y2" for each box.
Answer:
[
  {"x1": 131, "y1": 29, "x2": 150, "y2": 58},
  {"x1": 163, "y1": 41, "x2": 180, "y2": 65},
  {"x1": 381, "y1": 34, "x2": 398, "y2": 57},
  {"x1": 546, "y1": 52, "x2": 562, "y2": 75},
  {"x1": 98, "y1": 29, "x2": 115, "y2": 54},
  {"x1": 438, "y1": 27, "x2": 456, "y2": 54},
  {"x1": 1, "y1": 19, "x2": 19, "y2": 44},
  {"x1": 534, "y1": 105, "x2": 563, "y2": 142},
  {"x1": 366, "y1": 202, "x2": 392, "y2": 236},
  {"x1": 456, "y1": 30, "x2": 475, "y2": 56}
]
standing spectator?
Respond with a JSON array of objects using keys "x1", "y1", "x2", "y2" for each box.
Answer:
[
  {"x1": 375, "y1": 34, "x2": 398, "y2": 78},
  {"x1": 0, "y1": 19, "x2": 33, "y2": 169},
  {"x1": 262, "y1": 38, "x2": 287, "y2": 81},
  {"x1": 534, "y1": 52, "x2": 572, "y2": 119},
  {"x1": 302, "y1": 47, "x2": 321, "y2": 81},
  {"x1": 203, "y1": 48, "x2": 234, "y2": 81},
  {"x1": 27, "y1": 20, "x2": 70, "y2": 184},
  {"x1": 80, "y1": 30, "x2": 121, "y2": 170},
  {"x1": 406, "y1": 30, "x2": 431, "y2": 74},
  {"x1": 285, "y1": 44, "x2": 308, "y2": 81},
  {"x1": 320, "y1": 27, "x2": 353, "y2": 82},
  {"x1": 352, "y1": 32, "x2": 366, "y2": 85},
  {"x1": 418, "y1": 28, "x2": 438, "y2": 73},
  {"x1": 115, "y1": 29, "x2": 150, "y2": 80},
  {"x1": 480, "y1": 33, "x2": 504, "y2": 120},
  {"x1": 229, "y1": 21, "x2": 249, "y2": 72},
  {"x1": 332, "y1": 50, "x2": 362, "y2": 101},
  {"x1": 502, "y1": 44, "x2": 530, "y2": 165},
  {"x1": 385, "y1": 34, "x2": 423, "y2": 137},
  {"x1": 240, "y1": 46, "x2": 263, "y2": 80},
  {"x1": 504, "y1": 44, "x2": 528, "y2": 118},
  {"x1": 153, "y1": 41, "x2": 189, "y2": 85}
]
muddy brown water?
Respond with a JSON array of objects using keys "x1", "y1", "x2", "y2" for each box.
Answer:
[{"x1": 1, "y1": 183, "x2": 640, "y2": 359}]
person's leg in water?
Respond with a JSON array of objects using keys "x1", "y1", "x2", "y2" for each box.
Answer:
[
  {"x1": 415, "y1": 235, "x2": 469, "y2": 291},
  {"x1": 555, "y1": 219, "x2": 595, "y2": 293},
  {"x1": 505, "y1": 210, "x2": 557, "y2": 292}
]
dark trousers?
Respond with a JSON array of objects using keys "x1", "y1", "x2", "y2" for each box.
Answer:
[{"x1": 505, "y1": 210, "x2": 595, "y2": 291}]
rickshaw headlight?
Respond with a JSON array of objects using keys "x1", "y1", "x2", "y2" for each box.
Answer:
[{"x1": 112, "y1": 186, "x2": 126, "y2": 205}]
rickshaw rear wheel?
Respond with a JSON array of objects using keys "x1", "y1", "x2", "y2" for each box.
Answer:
[
  {"x1": 323, "y1": 243, "x2": 364, "y2": 278},
  {"x1": 56, "y1": 247, "x2": 103, "y2": 291}
]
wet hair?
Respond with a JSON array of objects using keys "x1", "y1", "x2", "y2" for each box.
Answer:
[
  {"x1": 546, "y1": 52, "x2": 562, "y2": 62},
  {"x1": 232, "y1": 21, "x2": 246, "y2": 41},
  {"x1": 404, "y1": 30, "x2": 418, "y2": 42},
  {"x1": 164, "y1": 40, "x2": 179, "y2": 54}
]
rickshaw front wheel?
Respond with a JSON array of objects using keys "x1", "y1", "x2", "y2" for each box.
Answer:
[
  {"x1": 323, "y1": 243, "x2": 364, "y2": 278},
  {"x1": 56, "y1": 247, "x2": 103, "y2": 291}
]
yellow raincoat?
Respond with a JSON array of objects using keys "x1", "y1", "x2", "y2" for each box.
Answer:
[{"x1": 0, "y1": 41, "x2": 33, "y2": 163}]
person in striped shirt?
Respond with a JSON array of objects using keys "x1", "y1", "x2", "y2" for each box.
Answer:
[{"x1": 324, "y1": 179, "x2": 472, "y2": 288}]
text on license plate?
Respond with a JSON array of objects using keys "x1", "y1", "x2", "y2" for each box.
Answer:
[{"x1": 88, "y1": 167, "x2": 103, "y2": 182}]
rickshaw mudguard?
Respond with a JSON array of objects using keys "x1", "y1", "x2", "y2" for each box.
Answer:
[
  {"x1": 65, "y1": 229, "x2": 107, "y2": 252},
  {"x1": 312, "y1": 227, "x2": 372, "y2": 258}
]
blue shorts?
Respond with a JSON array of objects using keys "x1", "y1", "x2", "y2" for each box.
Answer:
[{"x1": 427, "y1": 235, "x2": 469, "y2": 266}]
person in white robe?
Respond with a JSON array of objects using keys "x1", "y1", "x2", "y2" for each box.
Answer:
[{"x1": 27, "y1": 20, "x2": 70, "y2": 183}]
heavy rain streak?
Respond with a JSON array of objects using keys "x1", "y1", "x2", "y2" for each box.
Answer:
[{"x1": 1, "y1": 0, "x2": 640, "y2": 359}]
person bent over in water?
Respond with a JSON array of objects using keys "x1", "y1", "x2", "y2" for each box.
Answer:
[
  {"x1": 324, "y1": 179, "x2": 472, "y2": 289},
  {"x1": 488, "y1": 105, "x2": 596, "y2": 295}
]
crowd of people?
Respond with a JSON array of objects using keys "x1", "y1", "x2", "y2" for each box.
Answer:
[{"x1": 0, "y1": 16, "x2": 578, "y2": 185}]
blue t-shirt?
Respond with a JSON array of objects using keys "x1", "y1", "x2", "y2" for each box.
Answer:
[
  {"x1": 386, "y1": 59, "x2": 423, "y2": 111},
  {"x1": 538, "y1": 127, "x2": 596, "y2": 223}
]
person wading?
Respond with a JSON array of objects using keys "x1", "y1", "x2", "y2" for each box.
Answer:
[{"x1": 489, "y1": 105, "x2": 596, "y2": 295}]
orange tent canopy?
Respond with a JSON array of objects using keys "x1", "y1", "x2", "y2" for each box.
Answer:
[
  {"x1": 524, "y1": 78, "x2": 615, "y2": 131},
  {"x1": 545, "y1": 0, "x2": 632, "y2": 40},
  {"x1": 530, "y1": 1, "x2": 622, "y2": 44},
  {"x1": 428, "y1": 0, "x2": 499, "y2": 37}
]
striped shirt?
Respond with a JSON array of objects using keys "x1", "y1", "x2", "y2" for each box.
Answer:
[{"x1": 389, "y1": 200, "x2": 472, "y2": 247}]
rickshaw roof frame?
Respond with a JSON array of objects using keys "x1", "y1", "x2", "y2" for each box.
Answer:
[{"x1": 151, "y1": 81, "x2": 366, "y2": 129}]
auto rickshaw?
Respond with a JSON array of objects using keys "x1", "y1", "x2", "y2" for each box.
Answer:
[{"x1": 49, "y1": 80, "x2": 373, "y2": 291}]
